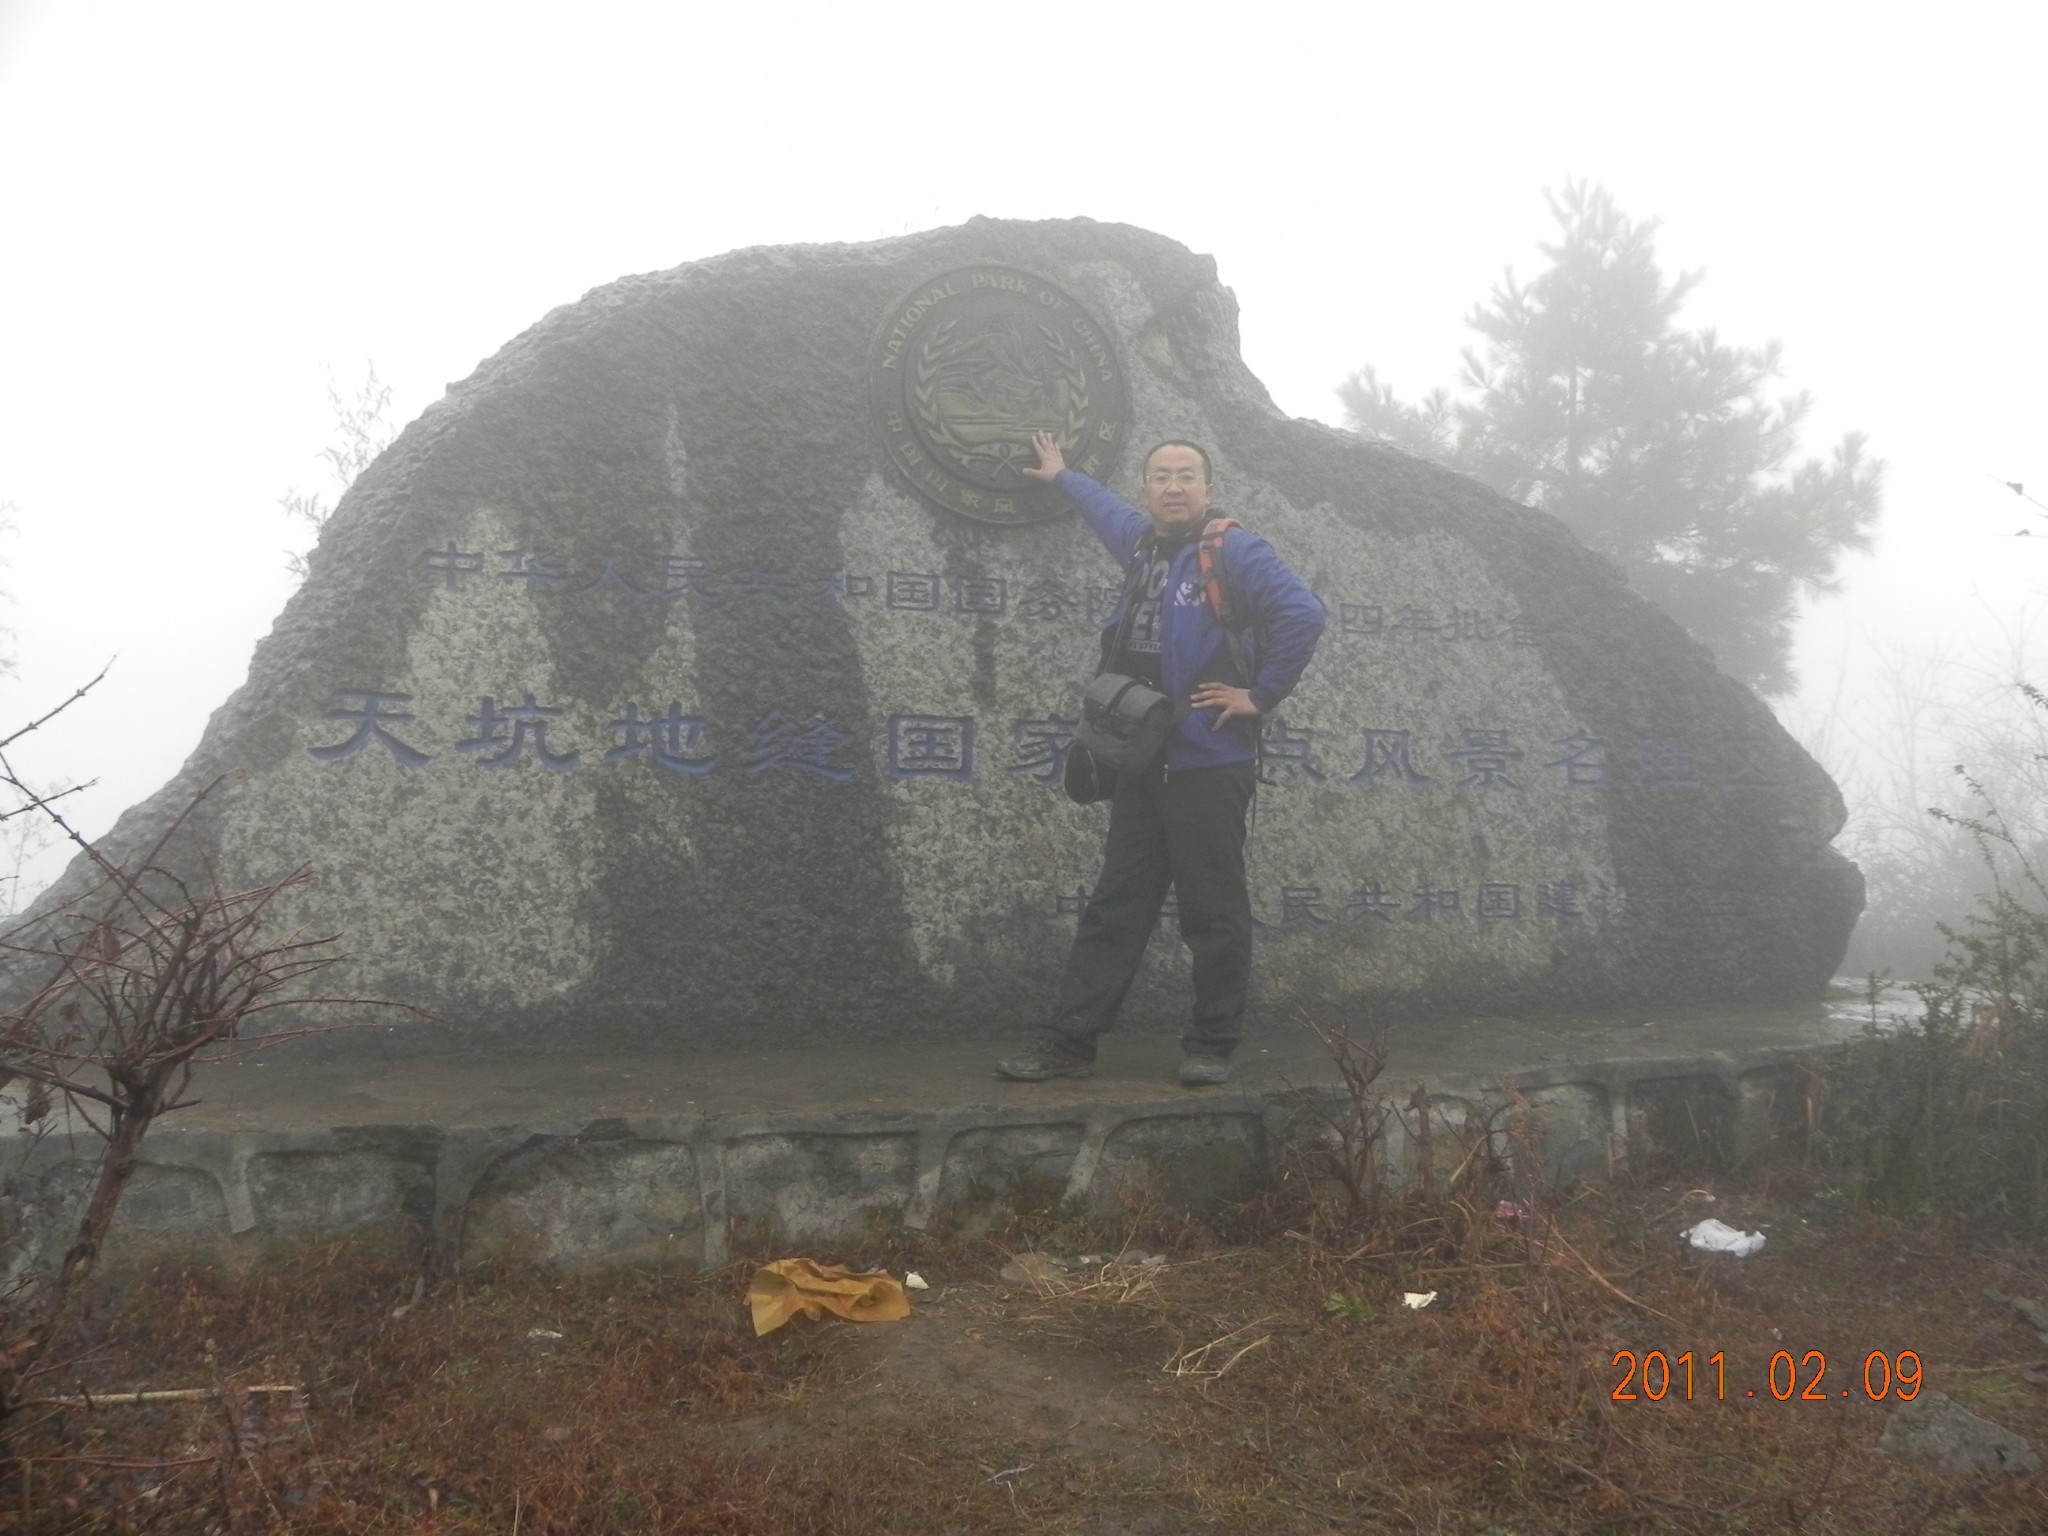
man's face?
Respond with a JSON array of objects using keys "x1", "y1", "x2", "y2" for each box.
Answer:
[{"x1": 1140, "y1": 445, "x2": 1213, "y2": 536}]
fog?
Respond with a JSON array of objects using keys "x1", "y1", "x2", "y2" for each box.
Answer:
[{"x1": 2, "y1": 0, "x2": 2043, "y2": 961}]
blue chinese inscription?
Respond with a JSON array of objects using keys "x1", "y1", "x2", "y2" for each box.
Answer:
[
  {"x1": 498, "y1": 550, "x2": 570, "y2": 594},
  {"x1": 1259, "y1": 717, "x2": 1327, "y2": 788},
  {"x1": 658, "y1": 556, "x2": 722, "y2": 603},
  {"x1": 1009, "y1": 716, "x2": 1079, "y2": 786},
  {"x1": 746, "y1": 710, "x2": 857, "y2": 782},
  {"x1": 606, "y1": 703, "x2": 715, "y2": 775},
  {"x1": 418, "y1": 543, "x2": 1566, "y2": 656},
  {"x1": 1277, "y1": 886, "x2": 1334, "y2": 930},
  {"x1": 1476, "y1": 882, "x2": 1522, "y2": 921},
  {"x1": 887, "y1": 715, "x2": 976, "y2": 781},
  {"x1": 577, "y1": 561, "x2": 650, "y2": 600},
  {"x1": 1346, "y1": 884, "x2": 1403, "y2": 923},
  {"x1": 1016, "y1": 582, "x2": 1081, "y2": 623},
  {"x1": 1634, "y1": 738, "x2": 1704, "y2": 790},
  {"x1": 951, "y1": 577, "x2": 1007, "y2": 619},
  {"x1": 419, "y1": 547, "x2": 487, "y2": 590},
  {"x1": 456, "y1": 694, "x2": 580, "y2": 772},
  {"x1": 1717, "y1": 741, "x2": 1781, "y2": 793},
  {"x1": 1447, "y1": 730, "x2": 1523, "y2": 791},
  {"x1": 308, "y1": 691, "x2": 431, "y2": 769},
  {"x1": 1545, "y1": 731, "x2": 1611, "y2": 790},
  {"x1": 1350, "y1": 729, "x2": 1433, "y2": 789},
  {"x1": 309, "y1": 681, "x2": 1789, "y2": 805},
  {"x1": 886, "y1": 572, "x2": 941, "y2": 613}
]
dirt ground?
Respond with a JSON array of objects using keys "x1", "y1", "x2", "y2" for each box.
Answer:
[{"x1": 5, "y1": 1166, "x2": 2047, "y2": 1534}]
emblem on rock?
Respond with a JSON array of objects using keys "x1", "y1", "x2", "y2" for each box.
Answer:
[{"x1": 869, "y1": 265, "x2": 1127, "y2": 526}]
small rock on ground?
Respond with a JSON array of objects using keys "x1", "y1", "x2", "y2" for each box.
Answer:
[{"x1": 1878, "y1": 1391, "x2": 2039, "y2": 1475}]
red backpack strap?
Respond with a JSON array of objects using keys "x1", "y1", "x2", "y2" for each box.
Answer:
[{"x1": 1197, "y1": 517, "x2": 1244, "y2": 625}]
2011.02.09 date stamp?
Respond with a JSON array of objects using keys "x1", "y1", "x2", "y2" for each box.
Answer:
[{"x1": 1611, "y1": 1350, "x2": 1923, "y2": 1402}]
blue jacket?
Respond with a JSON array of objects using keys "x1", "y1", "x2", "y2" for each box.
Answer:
[{"x1": 1056, "y1": 469, "x2": 1326, "y2": 773}]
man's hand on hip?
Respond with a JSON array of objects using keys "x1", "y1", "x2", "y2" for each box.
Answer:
[{"x1": 1191, "y1": 682, "x2": 1260, "y2": 729}]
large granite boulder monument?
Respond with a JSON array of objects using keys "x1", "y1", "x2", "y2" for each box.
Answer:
[{"x1": 58, "y1": 217, "x2": 1861, "y2": 1050}]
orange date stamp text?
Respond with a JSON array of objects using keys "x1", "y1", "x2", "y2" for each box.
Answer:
[{"x1": 1610, "y1": 1349, "x2": 1922, "y2": 1402}]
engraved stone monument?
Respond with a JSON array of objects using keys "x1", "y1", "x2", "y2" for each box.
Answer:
[{"x1": 41, "y1": 218, "x2": 1862, "y2": 1051}]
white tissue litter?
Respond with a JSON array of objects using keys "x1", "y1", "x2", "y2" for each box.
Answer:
[
  {"x1": 904, "y1": 1272, "x2": 930, "y2": 1290},
  {"x1": 1402, "y1": 1291, "x2": 1438, "y2": 1310},
  {"x1": 1682, "y1": 1218, "x2": 1766, "y2": 1257}
]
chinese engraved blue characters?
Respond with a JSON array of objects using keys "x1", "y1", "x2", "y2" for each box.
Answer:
[
  {"x1": 309, "y1": 692, "x2": 431, "y2": 771},
  {"x1": 310, "y1": 698, "x2": 1782, "y2": 802},
  {"x1": 1224, "y1": 880, "x2": 1798, "y2": 932},
  {"x1": 1052, "y1": 876, "x2": 1798, "y2": 932},
  {"x1": 309, "y1": 697, "x2": 1798, "y2": 935},
  {"x1": 607, "y1": 704, "x2": 716, "y2": 775},
  {"x1": 414, "y1": 543, "x2": 1549, "y2": 657},
  {"x1": 746, "y1": 711, "x2": 856, "y2": 783},
  {"x1": 866, "y1": 265, "x2": 1131, "y2": 528},
  {"x1": 886, "y1": 716, "x2": 975, "y2": 781},
  {"x1": 456, "y1": 695, "x2": 579, "y2": 772}
]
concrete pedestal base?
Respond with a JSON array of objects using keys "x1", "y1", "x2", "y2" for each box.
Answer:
[{"x1": 4, "y1": 999, "x2": 1873, "y2": 1274}]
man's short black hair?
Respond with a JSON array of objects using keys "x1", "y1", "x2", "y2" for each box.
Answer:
[{"x1": 1142, "y1": 439, "x2": 1213, "y2": 483}]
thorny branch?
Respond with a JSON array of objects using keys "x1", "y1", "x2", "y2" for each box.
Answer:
[{"x1": 0, "y1": 678, "x2": 421, "y2": 1459}]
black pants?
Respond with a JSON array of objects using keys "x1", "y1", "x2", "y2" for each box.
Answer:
[{"x1": 1048, "y1": 758, "x2": 1256, "y2": 1059}]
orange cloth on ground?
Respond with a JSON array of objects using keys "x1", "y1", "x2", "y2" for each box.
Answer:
[{"x1": 747, "y1": 1258, "x2": 912, "y2": 1336}]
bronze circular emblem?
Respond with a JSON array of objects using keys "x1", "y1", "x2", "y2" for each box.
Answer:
[{"x1": 868, "y1": 265, "x2": 1128, "y2": 526}]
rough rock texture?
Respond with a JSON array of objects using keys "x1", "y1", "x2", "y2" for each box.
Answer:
[
  {"x1": 33, "y1": 218, "x2": 1861, "y2": 1051},
  {"x1": 1878, "y1": 1392, "x2": 2040, "y2": 1475}
]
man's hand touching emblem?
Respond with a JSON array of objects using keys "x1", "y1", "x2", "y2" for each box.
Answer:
[{"x1": 1021, "y1": 430, "x2": 1067, "y2": 482}]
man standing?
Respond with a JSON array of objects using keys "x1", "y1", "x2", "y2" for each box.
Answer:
[{"x1": 998, "y1": 431, "x2": 1325, "y2": 1086}]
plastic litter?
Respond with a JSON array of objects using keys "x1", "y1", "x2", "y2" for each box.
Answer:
[
  {"x1": 904, "y1": 1271, "x2": 930, "y2": 1291},
  {"x1": 1682, "y1": 1218, "x2": 1766, "y2": 1257},
  {"x1": 1402, "y1": 1291, "x2": 1438, "y2": 1310},
  {"x1": 746, "y1": 1258, "x2": 912, "y2": 1335},
  {"x1": 1494, "y1": 1200, "x2": 1527, "y2": 1224}
]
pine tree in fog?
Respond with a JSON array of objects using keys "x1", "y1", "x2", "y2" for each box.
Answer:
[{"x1": 1341, "y1": 182, "x2": 1883, "y2": 695}]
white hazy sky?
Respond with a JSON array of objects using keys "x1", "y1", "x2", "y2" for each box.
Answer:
[{"x1": 1, "y1": 0, "x2": 2043, "y2": 896}]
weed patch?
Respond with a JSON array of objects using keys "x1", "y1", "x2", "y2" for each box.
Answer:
[{"x1": 2, "y1": 1172, "x2": 2045, "y2": 1532}]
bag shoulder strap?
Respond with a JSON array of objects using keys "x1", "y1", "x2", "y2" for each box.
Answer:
[
  {"x1": 1197, "y1": 517, "x2": 1266, "y2": 823},
  {"x1": 1197, "y1": 518, "x2": 1245, "y2": 628},
  {"x1": 1197, "y1": 518, "x2": 1255, "y2": 685}
]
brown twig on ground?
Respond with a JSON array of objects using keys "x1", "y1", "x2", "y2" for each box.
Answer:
[
  {"x1": 1164, "y1": 1321, "x2": 1276, "y2": 1382},
  {"x1": 19, "y1": 1385, "x2": 301, "y2": 1410},
  {"x1": 1543, "y1": 1227, "x2": 1676, "y2": 1323}
]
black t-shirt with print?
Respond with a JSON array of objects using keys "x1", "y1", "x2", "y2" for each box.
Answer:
[{"x1": 1112, "y1": 532, "x2": 1195, "y2": 688}]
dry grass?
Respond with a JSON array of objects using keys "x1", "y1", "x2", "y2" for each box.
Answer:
[{"x1": 2, "y1": 1164, "x2": 2046, "y2": 1533}]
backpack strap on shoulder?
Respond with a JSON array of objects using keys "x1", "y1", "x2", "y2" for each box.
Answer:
[
  {"x1": 1198, "y1": 518, "x2": 1265, "y2": 823},
  {"x1": 1197, "y1": 518, "x2": 1254, "y2": 685},
  {"x1": 1197, "y1": 518, "x2": 1245, "y2": 630}
]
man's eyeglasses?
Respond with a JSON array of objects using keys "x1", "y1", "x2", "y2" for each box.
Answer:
[{"x1": 1143, "y1": 469, "x2": 1206, "y2": 488}]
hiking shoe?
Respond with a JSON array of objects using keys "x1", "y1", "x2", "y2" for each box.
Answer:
[
  {"x1": 995, "y1": 1046, "x2": 1094, "y2": 1082},
  {"x1": 1178, "y1": 1055, "x2": 1232, "y2": 1087}
]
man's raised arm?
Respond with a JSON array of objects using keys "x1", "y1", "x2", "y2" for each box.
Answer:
[{"x1": 1020, "y1": 431, "x2": 1147, "y2": 563}]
